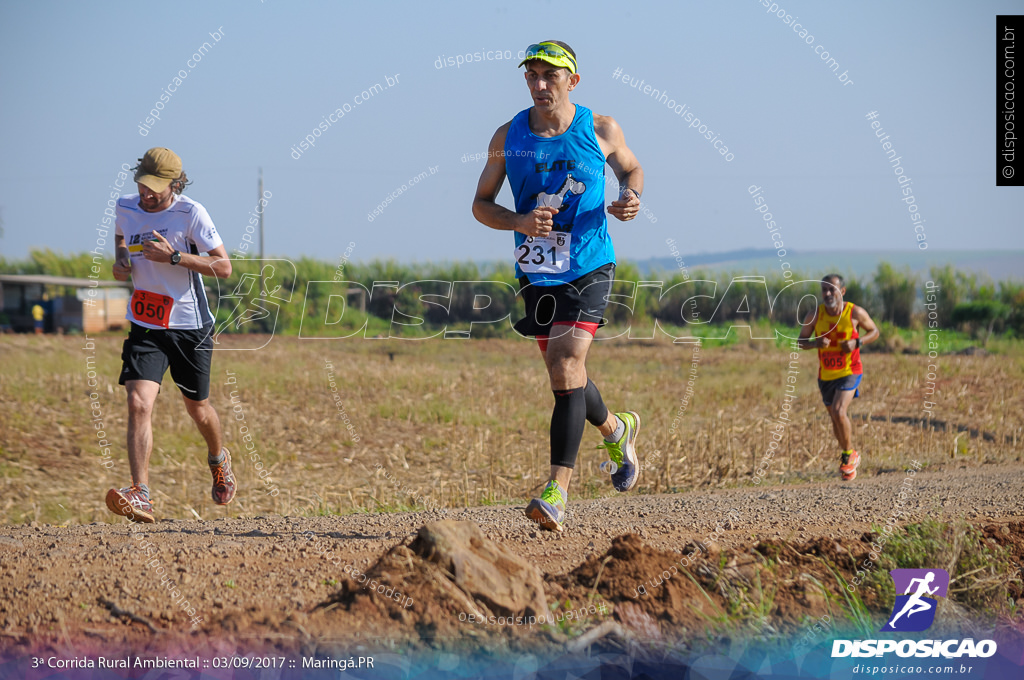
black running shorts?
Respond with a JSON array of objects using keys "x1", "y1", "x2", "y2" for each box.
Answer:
[
  {"x1": 119, "y1": 322, "x2": 214, "y2": 401},
  {"x1": 818, "y1": 373, "x2": 863, "y2": 407},
  {"x1": 513, "y1": 263, "x2": 615, "y2": 338}
]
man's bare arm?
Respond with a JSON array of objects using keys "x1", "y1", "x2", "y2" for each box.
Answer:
[
  {"x1": 184, "y1": 244, "x2": 232, "y2": 279},
  {"x1": 594, "y1": 114, "x2": 644, "y2": 221},
  {"x1": 845, "y1": 305, "x2": 880, "y2": 352},
  {"x1": 471, "y1": 123, "x2": 558, "y2": 237},
  {"x1": 112, "y1": 234, "x2": 132, "y2": 281},
  {"x1": 797, "y1": 308, "x2": 823, "y2": 349},
  {"x1": 141, "y1": 231, "x2": 233, "y2": 279}
]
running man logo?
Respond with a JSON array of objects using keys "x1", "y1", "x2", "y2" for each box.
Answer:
[
  {"x1": 881, "y1": 568, "x2": 949, "y2": 632},
  {"x1": 208, "y1": 259, "x2": 296, "y2": 351}
]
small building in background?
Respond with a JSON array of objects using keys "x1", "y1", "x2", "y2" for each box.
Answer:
[{"x1": 0, "y1": 275, "x2": 131, "y2": 334}]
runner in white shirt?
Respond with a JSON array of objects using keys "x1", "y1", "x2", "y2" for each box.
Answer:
[
  {"x1": 116, "y1": 192, "x2": 221, "y2": 329},
  {"x1": 106, "y1": 147, "x2": 236, "y2": 523}
]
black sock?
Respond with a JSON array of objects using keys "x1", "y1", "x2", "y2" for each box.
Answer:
[
  {"x1": 584, "y1": 378, "x2": 609, "y2": 427},
  {"x1": 551, "y1": 386, "x2": 587, "y2": 469}
]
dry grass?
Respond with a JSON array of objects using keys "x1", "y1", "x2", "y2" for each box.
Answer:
[{"x1": 0, "y1": 332, "x2": 1021, "y2": 525}]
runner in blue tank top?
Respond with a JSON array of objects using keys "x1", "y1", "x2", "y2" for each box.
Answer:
[{"x1": 472, "y1": 41, "x2": 646, "y2": 532}]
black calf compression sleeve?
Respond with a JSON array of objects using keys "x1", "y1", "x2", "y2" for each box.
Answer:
[
  {"x1": 551, "y1": 386, "x2": 587, "y2": 469},
  {"x1": 584, "y1": 378, "x2": 609, "y2": 427}
]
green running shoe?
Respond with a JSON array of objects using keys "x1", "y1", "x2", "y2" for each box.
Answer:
[
  {"x1": 598, "y1": 411, "x2": 641, "y2": 492},
  {"x1": 525, "y1": 480, "x2": 567, "y2": 532}
]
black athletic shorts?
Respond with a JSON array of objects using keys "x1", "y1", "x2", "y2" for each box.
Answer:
[
  {"x1": 818, "y1": 373, "x2": 863, "y2": 406},
  {"x1": 513, "y1": 263, "x2": 615, "y2": 338},
  {"x1": 119, "y1": 322, "x2": 214, "y2": 401}
]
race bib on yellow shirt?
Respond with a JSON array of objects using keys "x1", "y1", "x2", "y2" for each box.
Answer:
[{"x1": 820, "y1": 350, "x2": 848, "y2": 372}]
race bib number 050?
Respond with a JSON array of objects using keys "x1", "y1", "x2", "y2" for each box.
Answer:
[
  {"x1": 516, "y1": 233, "x2": 571, "y2": 274},
  {"x1": 131, "y1": 289, "x2": 174, "y2": 328}
]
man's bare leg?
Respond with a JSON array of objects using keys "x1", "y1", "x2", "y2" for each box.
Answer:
[
  {"x1": 830, "y1": 388, "x2": 860, "y2": 479},
  {"x1": 105, "y1": 379, "x2": 161, "y2": 522},
  {"x1": 125, "y1": 379, "x2": 161, "y2": 486},
  {"x1": 829, "y1": 389, "x2": 856, "y2": 451},
  {"x1": 549, "y1": 465, "x2": 573, "y2": 494},
  {"x1": 184, "y1": 393, "x2": 235, "y2": 505},
  {"x1": 182, "y1": 395, "x2": 224, "y2": 457},
  {"x1": 543, "y1": 324, "x2": 592, "y2": 390}
]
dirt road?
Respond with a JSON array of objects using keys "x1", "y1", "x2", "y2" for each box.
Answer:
[{"x1": 1, "y1": 463, "x2": 1021, "y2": 659}]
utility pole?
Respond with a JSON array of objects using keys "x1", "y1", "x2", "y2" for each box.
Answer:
[
  {"x1": 258, "y1": 168, "x2": 265, "y2": 261},
  {"x1": 258, "y1": 168, "x2": 265, "y2": 299}
]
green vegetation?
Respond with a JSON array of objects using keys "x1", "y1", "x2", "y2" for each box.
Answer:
[
  {"x1": 690, "y1": 519, "x2": 1021, "y2": 646},
  {"x1": 0, "y1": 248, "x2": 119, "y2": 283},
  {"x1": 861, "y1": 519, "x2": 1020, "y2": 617},
  {"x1": 4, "y1": 251, "x2": 1023, "y2": 343}
]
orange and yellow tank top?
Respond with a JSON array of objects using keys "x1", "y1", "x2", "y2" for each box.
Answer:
[{"x1": 815, "y1": 302, "x2": 862, "y2": 380}]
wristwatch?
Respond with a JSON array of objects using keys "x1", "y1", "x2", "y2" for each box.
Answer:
[
  {"x1": 169, "y1": 250, "x2": 181, "y2": 266},
  {"x1": 855, "y1": 337, "x2": 862, "y2": 349}
]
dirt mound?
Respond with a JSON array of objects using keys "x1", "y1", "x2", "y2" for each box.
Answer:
[
  {"x1": 305, "y1": 526, "x2": 870, "y2": 649},
  {"x1": 553, "y1": 533, "x2": 849, "y2": 641},
  {"x1": 310, "y1": 520, "x2": 550, "y2": 645},
  {"x1": 983, "y1": 522, "x2": 1024, "y2": 602},
  {"x1": 555, "y1": 534, "x2": 721, "y2": 635}
]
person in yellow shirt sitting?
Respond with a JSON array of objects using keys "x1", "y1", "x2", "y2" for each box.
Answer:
[{"x1": 31, "y1": 303, "x2": 45, "y2": 334}]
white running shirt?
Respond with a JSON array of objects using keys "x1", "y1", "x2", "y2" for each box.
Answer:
[{"x1": 115, "y1": 193, "x2": 223, "y2": 329}]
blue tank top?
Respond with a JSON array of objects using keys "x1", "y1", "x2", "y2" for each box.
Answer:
[{"x1": 505, "y1": 104, "x2": 615, "y2": 285}]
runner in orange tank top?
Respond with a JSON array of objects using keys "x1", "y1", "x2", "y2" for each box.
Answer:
[{"x1": 797, "y1": 274, "x2": 880, "y2": 481}]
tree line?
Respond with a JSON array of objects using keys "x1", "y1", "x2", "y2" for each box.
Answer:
[{"x1": 3, "y1": 250, "x2": 1021, "y2": 341}]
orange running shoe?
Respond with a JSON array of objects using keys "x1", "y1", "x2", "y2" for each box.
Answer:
[
  {"x1": 840, "y1": 450, "x2": 861, "y2": 481},
  {"x1": 105, "y1": 485, "x2": 155, "y2": 523},
  {"x1": 209, "y1": 448, "x2": 237, "y2": 505}
]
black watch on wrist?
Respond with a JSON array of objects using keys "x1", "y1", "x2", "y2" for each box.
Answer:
[
  {"x1": 169, "y1": 250, "x2": 181, "y2": 266},
  {"x1": 856, "y1": 337, "x2": 862, "y2": 349}
]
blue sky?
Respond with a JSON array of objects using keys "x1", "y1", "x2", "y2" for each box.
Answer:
[{"x1": 0, "y1": 0, "x2": 1020, "y2": 265}]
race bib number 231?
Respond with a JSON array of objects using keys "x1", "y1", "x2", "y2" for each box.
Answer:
[{"x1": 516, "y1": 233, "x2": 571, "y2": 274}]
